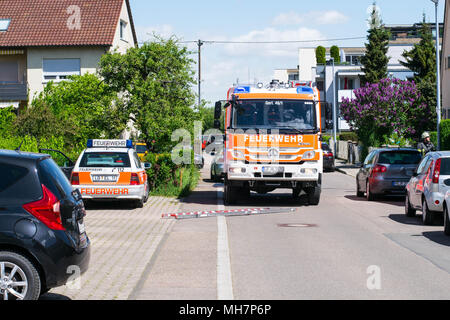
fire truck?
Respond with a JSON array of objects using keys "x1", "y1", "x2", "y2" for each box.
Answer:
[{"x1": 213, "y1": 80, "x2": 323, "y2": 205}]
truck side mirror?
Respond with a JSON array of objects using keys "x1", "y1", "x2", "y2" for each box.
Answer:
[{"x1": 214, "y1": 101, "x2": 222, "y2": 120}]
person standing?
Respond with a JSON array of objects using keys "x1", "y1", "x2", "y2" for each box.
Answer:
[{"x1": 417, "y1": 132, "x2": 435, "y2": 155}]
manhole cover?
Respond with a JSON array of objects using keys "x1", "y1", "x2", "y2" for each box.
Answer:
[{"x1": 277, "y1": 223, "x2": 317, "y2": 228}]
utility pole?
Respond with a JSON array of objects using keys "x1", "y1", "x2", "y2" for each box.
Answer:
[
  {"x1": 197, "y1": 40, "x2": 204, "y2": 107},
  {"x1": 431, "y1": 0, "x2": 441, "y2": 150}
]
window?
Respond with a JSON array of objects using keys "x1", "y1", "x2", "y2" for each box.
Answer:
[
  {"x1": 0, "y1": 61, "x2": 18, "y2": 83},
  {"x1": 43, "y1": 58, "x2": 80, "y2": 82},
  {"x1": 340, "y1": 78, "x2": 355, "y2": 90},
  {"x1": 79, "y1": 152, "x2": 131, "y2": 168},
  {"x1": 0, "y1": 162, "x2": 28, "y2": 193},
  {"x1": 377, "y1": 151, "x2": 422, "y2": 165},
  {"x1": 0, "y1": 19, "x2": 11, "y2": 32},
  {"x1": 447, "y1": 56, "x2": 450, "y2": 69},
  {"x1": 288, "y1": 74, "x2": 299, "y2": 81},
  {"x1": 120, "y1": 20, "x2": 127, "y2": 40}
]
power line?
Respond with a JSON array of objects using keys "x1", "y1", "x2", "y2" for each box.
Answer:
[
  {"x1": 139, "y1": 35, "x2": 365, "y2": 45},
  {"x1": 179, "y1": 36, "x2": 365, "y2": 44}
]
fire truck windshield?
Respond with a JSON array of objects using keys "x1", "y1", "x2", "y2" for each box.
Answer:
[{"x1": 231, "y1": 99, "x2": 317, "y2": 132}]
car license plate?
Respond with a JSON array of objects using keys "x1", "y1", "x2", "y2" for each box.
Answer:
[
  {"x1": 91, "y1": 174, "x2": 118, "y2": 183},
  {"x1": 262, "y1": 167, "x2": 284, "y2": 175},
  {"x1": 78, "y1": 221, "x2": 86, "y2": 234},
  {"x1": 393, "y1": 181, "x2": 407, "y2": 187}
]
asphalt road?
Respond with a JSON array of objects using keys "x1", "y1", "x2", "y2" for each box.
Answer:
[{"x1": 134, "y1": 156, "x2": 450, "y2": 300}]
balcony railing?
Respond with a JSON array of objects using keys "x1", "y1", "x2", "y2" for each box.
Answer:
[{"x1": 0, "y1": 83, "x2": 28, "y2": 101}]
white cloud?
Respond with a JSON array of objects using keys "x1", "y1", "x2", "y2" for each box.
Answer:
[
  {"x1": 316, "y1": 10, "x2": 349, "y2": 25},
  {"x1": 272, "y1": 12, "x2": 303, "y2": 26},
  {"x1": 272, "y1": 10, "x2": 348, "y2": 26},
  {"x1": 222, "y1": 27, "x2": 326, "y2": 57}
]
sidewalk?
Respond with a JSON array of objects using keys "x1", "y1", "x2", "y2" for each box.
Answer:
[{"x1": 334, "y1": 158, "x2": 360, "y2": 178}]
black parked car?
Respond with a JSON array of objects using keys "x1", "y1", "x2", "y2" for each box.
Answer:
[
  {"x1": 356, "y1": 148, "x2": 422, "y2": 201},
  {"x1": 0, "y1": 150, "x2": 90, "y2": 300},
  {"x1": 321, "y1": 142, "x2": 335, "y2": 172}
]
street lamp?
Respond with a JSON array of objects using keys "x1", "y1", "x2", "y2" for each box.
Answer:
[
  {"x1": 431, "y1": 0, "x2": 441, "y2": 150},
  {"x1": 331, "y1": 57, "x2": 337, "y2": 156}
]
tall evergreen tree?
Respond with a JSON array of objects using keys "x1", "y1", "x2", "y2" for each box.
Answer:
[
  {"x1": 360, "y1": 2, "x2": 390, "y2": 85},
  {"x1": 401, "y1": 16, "x2": 436, "y2": 82},
  {"x1": 400, "y1": 16, "x2": 437, "y2": 127}
]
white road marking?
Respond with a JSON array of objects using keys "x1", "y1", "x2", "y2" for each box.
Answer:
[{"x1": 216, "y1": 187, "x2": 234, "y2": 300}]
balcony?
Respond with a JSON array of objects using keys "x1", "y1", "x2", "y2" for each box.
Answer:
[
  {"x1": 338, "y1": 89, "x2": 356, "y2": 102},
  {"x1": 0, "y1": 83, "x2": 28, "y2": 101}
]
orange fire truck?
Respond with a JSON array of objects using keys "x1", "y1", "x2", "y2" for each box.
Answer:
[{"x1": 213, "y1": 80, "x2": 323, "y2": 205}]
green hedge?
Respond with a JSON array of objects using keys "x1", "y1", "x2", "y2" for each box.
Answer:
[
  {"x1": 429, "y1": 119, "x2": 450, "y2": 150},
  {"x1": 144, "y1": 152, "x2": 199, "y2": 197},
  {"x1": 339, "y1": 132, "x2": 358, "y2": 142},
  {"x1": 0, "y1": 135, "x2": 84, "y2": 166}
]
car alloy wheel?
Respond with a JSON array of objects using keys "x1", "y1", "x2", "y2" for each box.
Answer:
[
  {"x1": 422, "y1": 198, "x2": 434, "y2": 225},
  {"x1": 0, "y1": 261, "x2": 28, "y2": 300}
]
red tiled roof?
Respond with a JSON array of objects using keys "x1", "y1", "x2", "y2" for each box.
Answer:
[{"x1": 0, "y1": 0, "x2": 136, "y2": 47}]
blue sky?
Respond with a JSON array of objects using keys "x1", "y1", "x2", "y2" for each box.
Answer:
[{"x1": 129, "y1": 0, "x2": 445, "y2": 104}]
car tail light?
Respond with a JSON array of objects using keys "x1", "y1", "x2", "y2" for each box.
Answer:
[
  {"x1": 23, "y1": 185, "x2": 65, "y2": 231},
  {"x1": 70, "y1": 172, "x2": 80, "y2": 185},
  {"x1": 325, "y1": 152, "x2": 333, "y2": 157},
  {"x1": 130, "y1": 173, "x2": 140, "y2": 185},
  {"x1": 372, "y1": 164, "x2": 387, "y2": 177},
  {"x1": 432, "y1": 158, "x2": 441, "y2": 184}
]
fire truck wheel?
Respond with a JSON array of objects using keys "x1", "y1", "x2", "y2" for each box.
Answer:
[
  {"x1": 307, "y1": 186, "x2": 321, "y2": 206},
  {"x1": 224, "y1": 182, "x2": 238, "y2": 205}
]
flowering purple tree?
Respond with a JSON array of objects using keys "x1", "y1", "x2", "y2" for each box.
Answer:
[{"x1": 340, "y1": 78, "x2": 434, "y2": 154}]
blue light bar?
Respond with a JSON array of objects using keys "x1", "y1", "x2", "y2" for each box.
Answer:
[
  {"x1": 234, "y1": 86, "x2": 250, "y2": 94},
  {"x1": 297, "y1": 86, "x2": 314, "y2": 94},
  {"x1": 87, "y1": 139, "x2": 133, "y2": 148}
]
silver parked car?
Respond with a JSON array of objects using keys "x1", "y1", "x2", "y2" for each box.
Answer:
[
  {"x1": 443, "y1": 190, "x2": 450, "y2": 235},
  {"x1": 405, "y1": 151, "x2": 450, "y2": 225},
  {"x1": 210, "y1": 149, "x2": 224, "y2": 182}
]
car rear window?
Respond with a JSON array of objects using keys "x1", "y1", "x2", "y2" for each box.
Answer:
[
  {"x1": 135, "y1": 145, "x2": 147, "y2": 153},
  {"x1": 0, "y1": 162, "x2": 28, "y2": 193},
  {"x1": 440, "y1": 158, "x2": 450, "y2": 175},
  {"x1": 0, "y1": 161, "x2": 41, "y2": 204},
  {"x1": 79, "y1": 152, "x2": 131, "y2": 168},
  {"x1": 378, "y1": 151, "x2": 422, "y2": 165},
  {"x1": 38, "y1": 158, "x2": 74, "y2": 200}
]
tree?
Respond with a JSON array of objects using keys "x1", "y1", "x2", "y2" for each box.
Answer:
[
  {"x1": 330, "y1": 45, "x2": 340, "y2": 63},
  {"x1": 401, "y1": 17, "x2": 437, "y2": 112},
  {"x1": 340, "y1": 78, "x2": 434, "y2": 157},
  {"x1": 315, "y1": 46, "x2": 326, "y2": 64},
  {"x1": 360, "y1": 2, "x2": 390, "y2": 85},
  {"x1": 15, "y1": 73, "x2": 126, "y2": 147},
  {"x1": 98, "y1": 37, "x2": 199, "y2": 153}
]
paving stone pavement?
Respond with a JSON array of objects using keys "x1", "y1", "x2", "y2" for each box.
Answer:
[{"x1": 45, "y1": 196, "x2": 180, "y2": 300}]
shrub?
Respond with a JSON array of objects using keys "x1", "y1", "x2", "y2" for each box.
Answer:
[
  {"x1": 339, "y1": 132, "x2": 358, "y2": 142},
  {"x1": 315, "y1": 46, "x2": 326, "y2": 64}
]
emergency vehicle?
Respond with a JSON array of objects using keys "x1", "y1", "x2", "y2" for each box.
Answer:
[
  {"x1": 213, "y1": 80, "x2": 323, "y2": 205},
  {"x1": 70, "y1": 139, "x2": 150, "y2": 208}
]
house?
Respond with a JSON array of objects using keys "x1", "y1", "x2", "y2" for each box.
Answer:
[
  {"x1": 274, "y1": 22, "x2": 443, "y2": 131},
  {"x1": 0, "y1": 0, "x2": 137, "y2": 111}
]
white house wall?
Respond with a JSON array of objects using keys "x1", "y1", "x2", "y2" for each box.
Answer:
[
  {"x1": 26, "y1": 46, "x2": 107, "y2": 101},
  {"x1": 111, "y1": 0, "x2": 135, "y2": 54}
]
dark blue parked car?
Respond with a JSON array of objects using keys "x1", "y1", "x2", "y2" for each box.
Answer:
[{"x1": 0, "y1": 150, "x2": 90, "y2": 300}]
